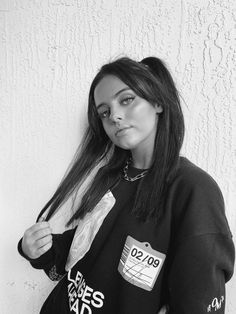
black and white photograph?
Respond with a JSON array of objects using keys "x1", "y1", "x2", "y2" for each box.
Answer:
[{"x1": 0, "y1": 0, "x2": 235, "y2": 313}]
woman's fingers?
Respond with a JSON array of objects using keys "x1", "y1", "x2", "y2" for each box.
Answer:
[
  {"x1": 36, "y1": 239, "x2": 53, "y2": 258},
  {"x1": 34, "y1": 226, "x2": 52, "y2": 240},
  {"x1": 22, "y1": 221, "x2": 52, "y2": 259},
  {"x1": 24, "y1": 221, "x2": 50, "y2": 238},
  {"x1": 36, "y1": 234, "x2": 52, "y2": 248}
]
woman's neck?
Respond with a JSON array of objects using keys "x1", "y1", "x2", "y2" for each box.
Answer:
[{"x1": 130, "y1": 151, "x2": 152, "y2": 169}]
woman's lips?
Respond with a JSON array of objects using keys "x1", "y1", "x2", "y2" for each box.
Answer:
[{"x1": 116, "y1": 127, "x2": 132, "y2": 137}]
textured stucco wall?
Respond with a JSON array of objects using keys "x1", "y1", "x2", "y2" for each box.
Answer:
[{"x1": 0, "y1": 0, "x2": 235, "y2": 313}]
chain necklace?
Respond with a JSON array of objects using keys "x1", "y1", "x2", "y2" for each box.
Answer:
[{"x1": 123, "y1": 158, "x2": 149, "y2": 182}]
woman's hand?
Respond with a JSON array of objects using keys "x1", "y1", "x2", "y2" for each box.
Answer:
[{"x1": 21, "y1": 218, "x2": 52, "y2": 259}]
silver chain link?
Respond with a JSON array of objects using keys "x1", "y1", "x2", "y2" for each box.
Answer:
[{"x1": 123, "y1": 158, "x2": 149, "y2": 182}]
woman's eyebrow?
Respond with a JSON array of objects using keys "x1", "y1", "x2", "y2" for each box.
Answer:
[
  {"x1": 113, "y1": 87, "x2": 131, "y2": 98},
  {"x1": 96, "y1": 87, "x2": 131, "y2": 110}
]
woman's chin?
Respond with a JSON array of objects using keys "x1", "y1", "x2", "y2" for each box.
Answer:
[{"x1": 115, "y1": 141, "x2": 137, "y2": 150}]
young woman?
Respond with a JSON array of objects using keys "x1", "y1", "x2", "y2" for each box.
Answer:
[{"x1": 18, "y1": 57, "x2": 234, "y2": 314}]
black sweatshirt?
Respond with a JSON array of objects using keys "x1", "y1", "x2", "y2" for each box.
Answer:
[{"x1": 18, "y1": 157, "x2": 235, "y2": 314}]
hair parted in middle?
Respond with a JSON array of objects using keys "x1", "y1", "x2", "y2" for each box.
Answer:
[{"x1": 39, "y1": 56, "x2": 185, "y2": 226}]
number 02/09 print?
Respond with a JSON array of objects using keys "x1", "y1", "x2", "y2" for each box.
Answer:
[
  {"x1": 118, "y1": 236, "x2": 166, "y2": 291},
  {"x1": 130, "y1": 247, "x2": 160, "y2": 268}
]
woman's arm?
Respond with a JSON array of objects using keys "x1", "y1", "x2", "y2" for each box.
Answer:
[
  {"x1": 18, "y1": 221, "x2": 76, "y2": 281},
  {"x1": 167, "y1": 233, "x2": 234, "y2": 313},
  {"x1": 166, "y1": 163, "x2": 235, "y2": 313}
]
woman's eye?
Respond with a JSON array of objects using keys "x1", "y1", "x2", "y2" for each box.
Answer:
[
  {"x1": 99, "y1": 110, "x2": 109, "y2": 119},
  {"x1": 121, "y1": 96, "x2": 135, "y2": 105}
]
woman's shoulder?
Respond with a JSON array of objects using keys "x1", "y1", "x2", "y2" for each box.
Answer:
[
  {"x1": 167, "y1": 157, "x2": 231, "y2": 238},
  {"x1": 170, "y1": 156, "x2": 225, "y2": 211},
  {"x1": 174, "y1": 156, "x2": 222, "y2": 195}
]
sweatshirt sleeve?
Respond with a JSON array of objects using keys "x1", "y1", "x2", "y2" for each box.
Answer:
[
  {"x1": 167, "y1": 233, "x2": 234, "y2": 313},
  {"x1": 166, "y1": 161, "x2": 235, "y2": 313},
  {"x1": 18, "y1": 228, "x2": 76, "y2": 281}
]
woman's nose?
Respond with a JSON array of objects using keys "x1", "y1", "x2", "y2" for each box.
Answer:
[
  {"x1": 109, "y1": 108, "x2": 124, "y2": 123},
  {"x1": 110, "y1": 114, "x2": 122, "y2": 123}
]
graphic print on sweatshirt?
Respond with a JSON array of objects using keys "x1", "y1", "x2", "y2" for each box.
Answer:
[
  {"x1": 118, "y1": 236, "x2": 166, "y2": 291},
  {"x1": 68, "y1": 269, "x2": 105, "y2": 313},
  {"x1": 66, "y1": 190, "x2": 116, "y2": 271}
]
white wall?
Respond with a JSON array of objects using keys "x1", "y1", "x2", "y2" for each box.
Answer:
[{"x1": 0, "y1": 0, "x2": 235, "y2": 313}]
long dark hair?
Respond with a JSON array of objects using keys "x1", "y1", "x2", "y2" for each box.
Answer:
[{"x1": 38, "y1": 56, "x2": 184, "y2": 226}]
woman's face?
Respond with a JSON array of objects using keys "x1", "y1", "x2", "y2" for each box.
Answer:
[{"x1": 94, "y1": 75, "x2": 163, "y2": 155}]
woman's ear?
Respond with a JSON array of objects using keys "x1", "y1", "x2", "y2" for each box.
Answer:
[{"x1": 155, "y1": 105, "x2": 163, "y2": 114}]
